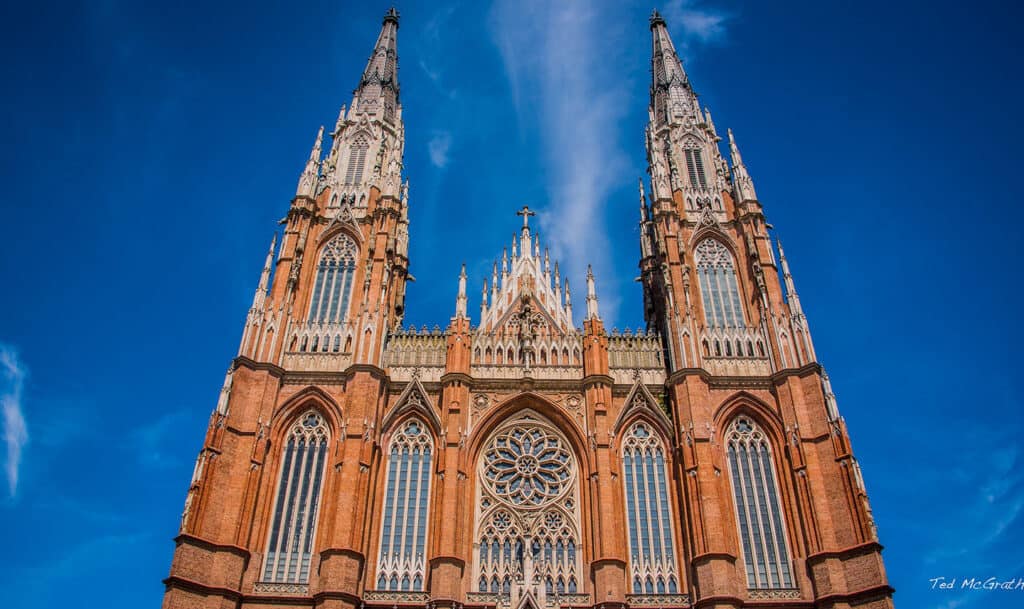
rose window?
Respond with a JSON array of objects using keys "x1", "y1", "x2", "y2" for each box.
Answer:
[{"x1": 482, "y1": 424, "x2": 573, "y2": 507}]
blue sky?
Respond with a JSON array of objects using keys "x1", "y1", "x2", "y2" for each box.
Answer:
[{"x1": 1, "y1": 1, "x2": 1022, "y2": 607}]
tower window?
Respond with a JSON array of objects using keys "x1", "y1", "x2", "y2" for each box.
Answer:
[
  {"x1": 345, "y1": 136, "x2": 369, "y2": 185},
  {"x1": 622, "y1": 421, "x2": 679, "y2": 594},
  {"x1": 308, "y1": 233, "x2": 358, "y2": 324},
  {"x1": 684, "y1": 148, "x2": 707, "y2": 189},
  {"x1": 262, "y1": 411, "x2": 330, "y2": 584},
  {"x1": 726, "y1": 416, "x2": 793, "y2": 589},
  {"x1": 377, "y1": 419, "x2": 433, "y2": 591},
  {"x1": 695, "y1": 239, "x2": 745, "y2": 329}
]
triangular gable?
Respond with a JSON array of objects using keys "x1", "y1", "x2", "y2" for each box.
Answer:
[
  {"x1": 381, "y1": 377, "x2": 442, "y2": 434},
  {"x1": 614, "y1": 380, "x2": 674, "y2": 438}
]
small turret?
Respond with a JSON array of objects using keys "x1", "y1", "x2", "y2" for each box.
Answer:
[{"x1": 729, "y1": 128, "x2": 758, "y2": 202}]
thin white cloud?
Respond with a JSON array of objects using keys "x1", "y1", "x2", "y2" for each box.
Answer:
[
  {"x1": 489, "y1": 0, "x2": 632, "y2": 323},
  {"x1": 0, "y1": 344, "x2": 28, "y2": 497},
  {"x1": 663, "y1": 0, "x2": 731, "y2": 49},
  {"x1": 428, "y1": 132, "x2": 453, "y2": 168}
]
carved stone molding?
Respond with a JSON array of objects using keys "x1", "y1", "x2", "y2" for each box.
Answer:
[
  {"x1": 253, "y1": 581, "x2": 309, "y2": 595},
  {"x1": 626, "y1": 593, "x2": 691, "y2": 606},
  {"x1": 747, "y1": 588, "x2": 800, "y2": 600}
]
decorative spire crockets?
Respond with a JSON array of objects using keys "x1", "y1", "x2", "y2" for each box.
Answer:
[
  {"x1": 728, "y1": 128, "x2": 758, "y2": 202},
  {"x1": 296, "y1": 126, "x2": 324, "y2": 197},
  {"x1": 357, "y1": 7, "x2": 401, "y2": 119},
  {"x1": 649, "y1": 9, "x2": 699, "y2": 127}
]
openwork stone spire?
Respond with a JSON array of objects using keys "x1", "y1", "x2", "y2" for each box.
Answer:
[
  {"x1": 649, "y1": 9, "x2": 700, "y2": 127},
  {"x1": 356, "y1": 7, "x2": 401, "y2": 120}
]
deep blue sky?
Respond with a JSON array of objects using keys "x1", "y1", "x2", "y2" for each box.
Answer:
[{"x1": 1, "y1": 1, "x2": 1022, "y2": 608}]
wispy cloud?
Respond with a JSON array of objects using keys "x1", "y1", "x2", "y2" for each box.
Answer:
[
  {"x1": 0, "y1": 344, "x2": 28, "y2": 497},
  {"x1": 663, "y1": 0, "x2": 732, "y2": 49},
  {"x1": 489, "y1": 0, "x2": 632, "y2": 322},
  {"x1": 428, "y1": 131, "x2": 453, "y2": 168}
]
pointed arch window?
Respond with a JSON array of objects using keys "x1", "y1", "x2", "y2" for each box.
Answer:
[
  {"x1": 725, "y1": 416, "x2": 793, "y2": 589},
  {"x1": 376, "y1": 419, "x2": 433, "y2": 591},
  {"x1": 622, "y1": 421, "x2": 679, "y2": 594},
  {"x1": 695, "y1": 239, "x2": 745, "y2": 329},
  {"x1": 684, "y1": 147, "x2": 707, "y2": 190},
  {"x1": 345, "y1": 135, "x2": 369, "y2": 185},
  {"x1": 262, "y1": 411, "x2": 330, "y2": 583},
  {"x1": 308, "y1": 233, "x2": 357, "y2": 324}
]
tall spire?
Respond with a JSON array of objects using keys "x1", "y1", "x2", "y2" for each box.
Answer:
[
  {"x1": 585, "y1": 265, "x2": 600, "y2": 320},
  {"x1": 352, "y1": 8, "x2": 401, "y2": 121},
  {"x1": 649, "y1": 9, "x2": 699, "y2": 126},
  {"x1": 455, "y1": 263, "x2": 468, "y2": 318},
  {"x1": 728, "y1": 128, "x2": 758, "y2": 202}
]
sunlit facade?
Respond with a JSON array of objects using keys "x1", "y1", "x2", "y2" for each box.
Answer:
[{"x1": 163, "y1": 9, "x2": 892, "y2": 609}]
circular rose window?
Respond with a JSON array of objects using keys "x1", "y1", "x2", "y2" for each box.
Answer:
[{"x1": 482, "y1": 423, "x2": 573, "y2": 507}]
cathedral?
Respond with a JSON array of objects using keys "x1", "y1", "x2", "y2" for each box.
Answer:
[{"x1": 162, "y1": 8, "x2": 894, "y2": 609}]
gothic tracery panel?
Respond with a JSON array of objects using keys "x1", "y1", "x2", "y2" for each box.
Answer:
[
  {"x1": 308, "y1": 233, "x2": 358, "y2": 325},
  {"x1": 725, "y1": 416, "x2": 794, "y2": 590},
  {"x1": 695, "y1": 239, "x2": 745, "y2": 329},
  {"x1": 621, "y1": 421, "x2": 679, "y2": 594},
  {"x1": 262, "y1": 411, "x2": 330, "y2": 584},
  {"x1": 376, "y1": 419, "x2": 434, "y2": 591},
  {"x1": 474, "y1": 413, "x2": 583, "y2": 600}
]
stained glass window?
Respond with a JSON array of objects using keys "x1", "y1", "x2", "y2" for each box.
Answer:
[
  {"x1": 726, "y1": 417, "x2": 793, "y2": 589},
  {"x1": 262, "y1": 411, "x2": 329, "y2": 583},
  {"x1": 377, "y1": 420, "x2": 433, "y2": 591}
]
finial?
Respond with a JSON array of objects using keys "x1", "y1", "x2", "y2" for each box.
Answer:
[
  {"x1": 516, "y1": 205, "x2": 536, "y2": 230},
  {"x1": 310, "y1": 126, "x2": 324, "y2": 160},
  {"x1": 649, "y1": 9, "x2": 666, "y2": 28},
  {"x1": 705, "y1": 107, "x2": 718, "y2": 137},
  {"x1": 455, "y1": 263, "x2": 468, "y2": 317},
  {"x1": 586, "y1": 265, "x2": 600, "y2": 320},
  {"x1": 383, "y1": 7, "x2": 400, "y2": 27}
]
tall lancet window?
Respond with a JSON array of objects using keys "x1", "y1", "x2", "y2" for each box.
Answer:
[
  {"x1": 695, "y1": 239, "x2": 745, "y2": 329},
  {"x1": 344, "y1": 135, "x2": 369, "y2": 185},
  {"x1": 262, "y1": 411, "x2": 330, "y2": 584},
  {"x1": 308, "y1": 233, "x2": 357, "y2": 324},
  {"x1": 473, "y1": 413, "x2": 582, "y2": 598},
  {"x1": 622, "y1": 422, "x2": 679, "y2": 595},
  {"x1": 376, "y1": 419, "x2": 433, "y2": 591},
  {"x1": 684, "y1": 146, "x2": 707, "y2": 189},
  {"x1": 725, "y1": 417, "x2": 794, "y2": 590}
]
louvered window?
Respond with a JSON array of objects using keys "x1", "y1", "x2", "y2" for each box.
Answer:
[
  {"x1": 685, "y1": 148, "x2": 707, "y2": 189},
  {"x1": 345, "y1": 136, "x2": 369, "y2": 184}
]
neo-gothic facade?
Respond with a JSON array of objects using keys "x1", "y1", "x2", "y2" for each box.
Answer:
[{"x1": 162, "y1": 9, "x2": 894, "y2": 609}]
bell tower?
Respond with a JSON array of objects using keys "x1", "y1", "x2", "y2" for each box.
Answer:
[
  {"x1": 164, "y1": 9, "x2": 412, "y2": 609},
  {"x1": 638, "y1": 10, "x2": 892, "y2": 608}
]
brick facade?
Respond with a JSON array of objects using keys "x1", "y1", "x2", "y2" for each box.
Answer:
[{"x1": 162, "y1": 9, "x2": 893, "y2": 609}]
